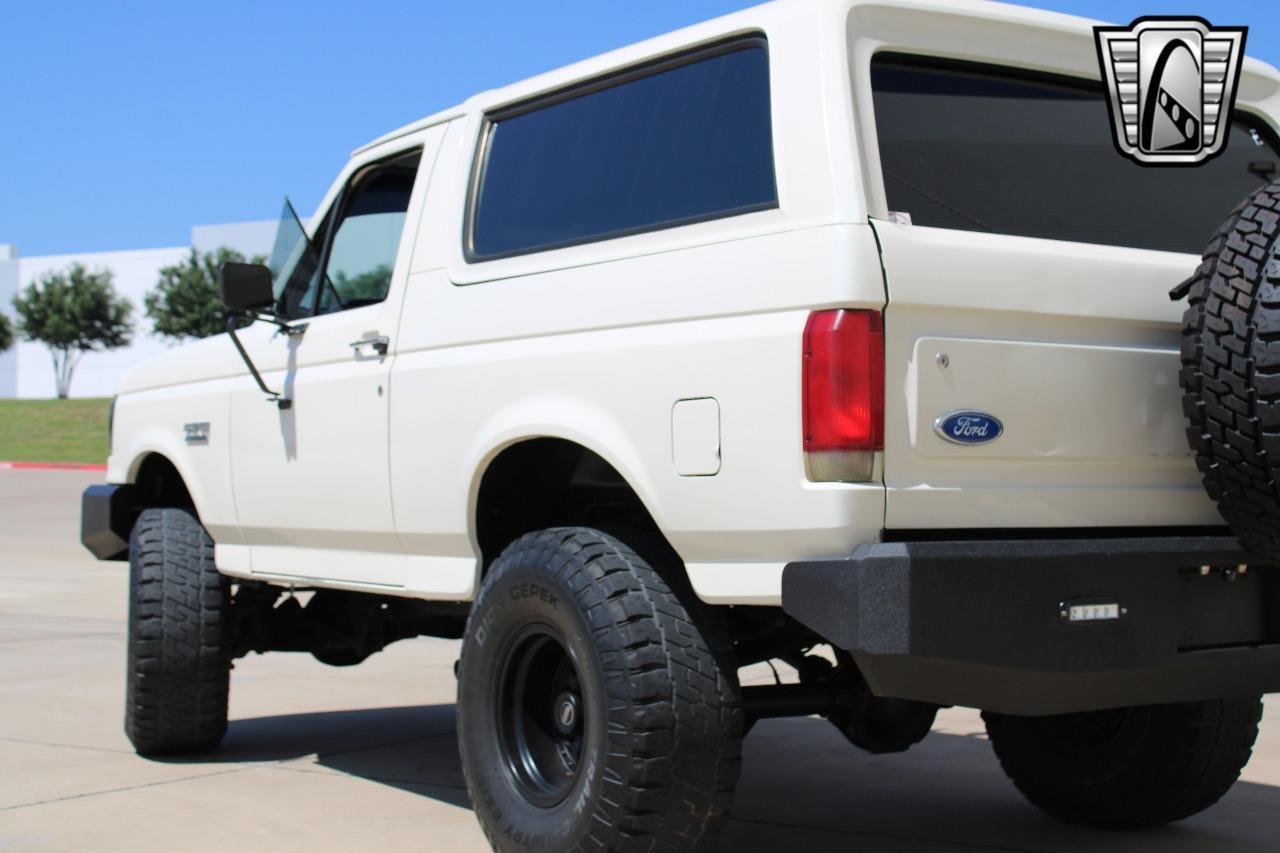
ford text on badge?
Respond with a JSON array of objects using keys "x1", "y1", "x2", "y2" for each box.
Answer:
[{"x1": 934, "y1": 411, "x2": 1003, "y2": 445}]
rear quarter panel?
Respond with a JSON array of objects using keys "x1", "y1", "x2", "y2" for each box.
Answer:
[{"x1": 389, "y1": 7, "x2": 887, "y2": 604}]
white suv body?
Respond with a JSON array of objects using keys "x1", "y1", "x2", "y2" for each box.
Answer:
[{"x1": 103, "y1": 0, "x2": 1280, "y2": 605}]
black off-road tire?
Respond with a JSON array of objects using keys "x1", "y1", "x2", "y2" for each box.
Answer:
[
  {"x1": 125, "y1": 507, "x2": 232, "y2": 756},
  {"x1": 1178, "y1": 182, "x2": 1280, "y2": 559},
  {"x1": 983, "y1": 698, "x2": 1263, "y2": 829},
  {"x1": 457, "y1": 527, "x2": 743, "y2": 853}
]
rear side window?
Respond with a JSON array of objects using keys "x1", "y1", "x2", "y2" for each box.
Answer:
[
  {"x1": 870, "y1": 54, "x2": 1280, "y2": 254},
  {"x1": 470, "y1": 38, "x2": 777, "y2": 260}
]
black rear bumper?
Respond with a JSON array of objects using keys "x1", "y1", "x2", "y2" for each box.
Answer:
[
  {"x1": 81, "y1": 484, "x2": 138, "y2": 561},
  {"x1": 781, "y1": 535, "x2": 1280, "y2": 715}
]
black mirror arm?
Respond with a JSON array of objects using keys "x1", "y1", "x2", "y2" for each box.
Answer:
[
  {"x1": 255, "y1": 310, "x2": 308, "y2": 337},
  {"x1": 225, "y1": 314, "x2": 293, "y2": 410}
]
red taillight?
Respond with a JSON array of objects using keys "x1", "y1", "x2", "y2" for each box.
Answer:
[{"x1": 803, "y1": 309, "x2": 884, "y2": 481}]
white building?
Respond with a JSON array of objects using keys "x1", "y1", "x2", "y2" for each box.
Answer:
[{"x1": 0, "y1": 221, "x2": 276, "y2": 399}]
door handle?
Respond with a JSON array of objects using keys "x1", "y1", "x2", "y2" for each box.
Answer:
[{"x1": 350, "y1": 335, "x2": 390, "y2": 357}]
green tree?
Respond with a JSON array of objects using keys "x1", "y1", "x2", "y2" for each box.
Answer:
[
  {"x1": 145, "y1": 247, "x2": 266, "y2": 340},
  {"x1": 12, "y1": 263, "x2": 133, "y2": 398},
  {"x1": 0, "y1": 312, "x2": 13, "y2": 352},
  {"x1": 329, "y1": 263, "x2": 392, "y2": 308}
]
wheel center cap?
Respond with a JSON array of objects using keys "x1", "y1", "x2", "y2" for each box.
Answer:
[{"x1": 554, "y1": 692, "x2": 579, "y2": 734}]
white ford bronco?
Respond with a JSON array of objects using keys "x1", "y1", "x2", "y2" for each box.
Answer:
[{"x1": 80, "y1": 0, "x2": 1280, "y2": 849}]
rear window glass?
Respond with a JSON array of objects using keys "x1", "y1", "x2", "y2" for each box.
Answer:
[
  {"x1": 870, "y1": 54, "x2": 1280, "y2": 254},
  {"x1": 470, "y1": 39, "x2": 777, "y2": 260}
]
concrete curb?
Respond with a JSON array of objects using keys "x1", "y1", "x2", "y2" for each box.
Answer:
[{"x1": 0, "y1": 461, "x2": 107, "y2": 471}]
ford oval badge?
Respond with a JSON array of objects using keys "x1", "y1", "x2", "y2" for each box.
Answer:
[{"x1": 935, "y1": 411, "x2": 1003, "y2": 445}]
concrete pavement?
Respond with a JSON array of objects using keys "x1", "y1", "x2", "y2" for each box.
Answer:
[{"x1": 3, "y1": 467, "x2": 1280, "y2": 851}]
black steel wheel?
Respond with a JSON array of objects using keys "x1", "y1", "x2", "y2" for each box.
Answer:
[{"x1": 496, "y1": 624, "x2": 585, "y2": 807}]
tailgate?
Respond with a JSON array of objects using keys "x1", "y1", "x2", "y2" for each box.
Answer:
[
  {"x1": 861, "y1": 49, "x2": 1280, "y2": 531},
  {"x1": 875, "y1": 220, "x2": 1215, "y2": 530}
]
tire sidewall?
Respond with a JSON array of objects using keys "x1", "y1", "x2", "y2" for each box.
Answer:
[{"x1": 458, "y1": 556, "x2": 609, "y2": 851}]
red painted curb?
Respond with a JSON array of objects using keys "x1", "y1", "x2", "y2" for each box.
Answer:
[{"x1": 0, "y1": 461, "x2": 108, "y2": 471}]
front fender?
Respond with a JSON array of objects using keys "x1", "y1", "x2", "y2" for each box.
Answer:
[{"x1": 106, "y1": 383, "x2": 242, "y2": 545}]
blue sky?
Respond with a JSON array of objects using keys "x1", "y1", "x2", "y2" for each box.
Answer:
[{"x1": 2, "y1": 0, "x2": 1276, "y2": 257}]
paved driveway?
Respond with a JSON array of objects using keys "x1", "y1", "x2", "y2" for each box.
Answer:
[{"x1": 3, "y1": 467, "x2": 1279, "y2": 851}]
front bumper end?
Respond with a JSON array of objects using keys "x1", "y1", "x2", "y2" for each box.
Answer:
[
  {"x1": 81, "y1": 484, "x2": 138, "y2": 561},
  {"x1": 781, "y1": 535, "x2": 1280, "y2": 715}
]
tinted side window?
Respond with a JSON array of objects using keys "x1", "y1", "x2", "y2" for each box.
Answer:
[
  {"x1": 870, "y1": 54, "x2": 1280, "y2": 253},
  {"x1": 316, "y1": 150, "x2": 420, "y2": 315},
  {"x1": 471, "y1": 40, "x2": 777, "y2": 260}
]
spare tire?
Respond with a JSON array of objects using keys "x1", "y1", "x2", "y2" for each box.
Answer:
[{"x1": 1177, "y1": 181, "x2": 1280, "y2": 560}]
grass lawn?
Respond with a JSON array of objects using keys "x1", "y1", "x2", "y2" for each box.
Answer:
[{"x1": 0, "y1": 398, "x2": 112, "y2": 464}]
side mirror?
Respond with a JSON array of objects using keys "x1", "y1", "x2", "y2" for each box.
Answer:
[
  {"x1": 217, "y1": 262, "x2": 302, "y2": 409},
  {"x1": 219, "y1": 262, "x2": 275, "y2": 314}
]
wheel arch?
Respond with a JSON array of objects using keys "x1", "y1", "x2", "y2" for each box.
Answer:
[
  {"x1": 111, "y1": 406, "x2": 221, "y2": 521},
  {"x1": 129, "y1": 452, "x2": 197, "y2": 513},
  {"x1": 86, "y1": 449, "x2": 206, "y2": 564},
  {"x1": 470, "y1": 435, "x2": 680, "y2": 578}
]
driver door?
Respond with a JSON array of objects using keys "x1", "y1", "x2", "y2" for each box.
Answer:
[{"x1": 228, "y1": 138, "x2": 435, "y2": 586}]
